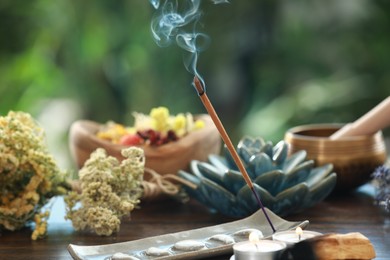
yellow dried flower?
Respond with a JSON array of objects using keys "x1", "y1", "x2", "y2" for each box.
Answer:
[
  {"x1": 96, "y1": 122, "x2": 128, "y2": 144},
  {"x1": 173, "y1": 113, "x2": 187, "y2": 137},
  {"x1": 96, "y1": 106, "x2": 205, "y2": 146},
  {"x1": 31, "y1": 211, "x2": 49, "y2": 240},
  {"x1": 194, "y1": 119, "x2": 205, "y2": 129},
  {"x1": 150, "y1": 106, "x2": 170, "y2": 132},
  {"x1": 0, "y1": 111, "x2": 69, "y2": 239}
]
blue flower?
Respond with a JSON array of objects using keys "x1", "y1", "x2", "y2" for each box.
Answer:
[{"x1": 372, "y1": 165, "x2": 390, "y2": 211}]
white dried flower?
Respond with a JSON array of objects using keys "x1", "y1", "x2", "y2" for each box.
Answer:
[{"x1": 65, "y1": 147, "x2": 144, "y2": 236}]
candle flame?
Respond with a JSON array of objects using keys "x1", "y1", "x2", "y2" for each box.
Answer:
[
  {"x1": 249, "y1": 231, "x2": 261, "y2": 243},
  {"x1": 296, "y1": 226, "x2": 303, "y2": 241},
  {"x1": 295, "y1": 227, "x2": 303, "y2": 236}
]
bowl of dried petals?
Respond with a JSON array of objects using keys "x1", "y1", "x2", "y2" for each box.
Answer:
[{"x1": 69, "y1": 107, "x2": 222, "y2": 178}]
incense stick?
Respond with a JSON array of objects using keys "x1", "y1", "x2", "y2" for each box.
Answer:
[{"x1": 193, "y1": 76, "x2": 276, "y2": 233}]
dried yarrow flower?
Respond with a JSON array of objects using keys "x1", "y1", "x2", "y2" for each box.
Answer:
[
  {"x1": 0, "y1": 111, "x2": 69, "y2": 239},
  {"x1": 65, "y1": 147, "x2": 144, "y2": 236}
]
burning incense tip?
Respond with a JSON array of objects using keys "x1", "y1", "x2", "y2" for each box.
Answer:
[{"x1": 193, "y1": 76, "x2": 205, "y2": 96}]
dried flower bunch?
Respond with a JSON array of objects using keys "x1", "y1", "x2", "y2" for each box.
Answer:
[
  {"x1": 0, "y1": 111, "x2": 69, "y2": 240},
  {"x1": 371, "y1": 165, "x2": 390, "y2": 212},
  {"x1": 96, "y1": 106, "x2": 205, "y2": 146},
  {"x1": 65, "y1": 147, "x2": 144, "y2": 236}
]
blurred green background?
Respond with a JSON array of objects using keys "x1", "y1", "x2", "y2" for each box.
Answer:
[{"x1": 1, "y1": 0, "x2": 389, "y2": 169}]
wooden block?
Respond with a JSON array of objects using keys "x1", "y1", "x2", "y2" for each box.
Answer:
[{"x1": 312, "y1": 232, "x2": 376, "y2": 260}]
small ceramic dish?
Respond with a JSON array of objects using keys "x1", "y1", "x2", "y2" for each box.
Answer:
[
  {"x1": 178, "y1": 136, "x2": 337, "y2": 217},
  {"x1": 69, "y1": 114, "x2": 221, "y2": 175},
  {"x1": 68, "y1": 208, "x2": 309, "y2": 260}
]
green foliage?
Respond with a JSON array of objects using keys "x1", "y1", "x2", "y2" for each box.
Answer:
[{"x1": 0, "y1": 0, "x2": 389, "y2": 144}]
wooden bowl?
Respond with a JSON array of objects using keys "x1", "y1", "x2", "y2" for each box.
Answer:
[
  {"x1": 69, "y1": 114, "x2": 221, "y2": 175},
  {"x1": 284, "y1": 124, "x2": 387, "y2": 192}
]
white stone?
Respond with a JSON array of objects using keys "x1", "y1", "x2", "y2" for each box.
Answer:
[
  {"x1": 173, "y1": 240, "x2": 205, "y2": 251},
  {"x1": 111, "y1": 252, "x2": 139, "y2": 260},
  {"x1": 145, "y1": 247, "x2": 170, "y2": 256},
  {"x1": 233, "y1": 228, "x2": 263, "y2": 238},
  {"x1": 208, "y1": 234, "x2": 235, "y2": 244}
]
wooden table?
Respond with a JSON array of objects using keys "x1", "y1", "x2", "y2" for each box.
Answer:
[{"x1": 0, "y1": 184, "x2": 389, "y2": 260}]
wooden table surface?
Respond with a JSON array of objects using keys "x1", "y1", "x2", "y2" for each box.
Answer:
[{"x1": 0, "y1": 184, "x2": 389, "y2": 260}]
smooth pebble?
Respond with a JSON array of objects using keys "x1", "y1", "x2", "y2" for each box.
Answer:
[
  {"x1": 111, "y1": 252, "x2": 139, "y2": 260},
  {"x1": 173, "y1": 240, "x2": 205, "y2": 251},
  {"x1": 233, "y1": 228, "x2": 264, "y2": 238},
  {"x1": 208, "y1": 234, "x2": 235, "y2": 244},
  {"x1": 145, "y1": 247, "x2": 170, "y2": 256}
]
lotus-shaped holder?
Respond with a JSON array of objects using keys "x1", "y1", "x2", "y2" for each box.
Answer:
[{"x1": 178, "y1": 136, "x2": 337, "y2": 217}]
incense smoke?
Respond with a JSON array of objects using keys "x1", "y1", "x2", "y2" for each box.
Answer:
[{"x1": 149, "y1": 0, "x2": 229, "y2": 92}]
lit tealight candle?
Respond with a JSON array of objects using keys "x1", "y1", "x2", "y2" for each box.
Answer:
[
  {"x1": 272, "y1": 227, "x2": 322, "y2": 246},
  {"x1": 232, "y1": 231, "x2": 286, "y2": 260}
]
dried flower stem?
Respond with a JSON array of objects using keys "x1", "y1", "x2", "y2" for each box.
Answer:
[{"x1": 193, "y1": 76, "x2": 276, "y2": 232}]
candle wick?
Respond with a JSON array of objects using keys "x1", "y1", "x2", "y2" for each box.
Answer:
[
  {"x1": 254, "y1": 243, "x2": 260, "y2": 252},
  {"x1": 193, "y1": 76, "x2": 276, "y2": 233},
  {"x1": 298, "y1": 234, "x2": 301, "y2": 241}
]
